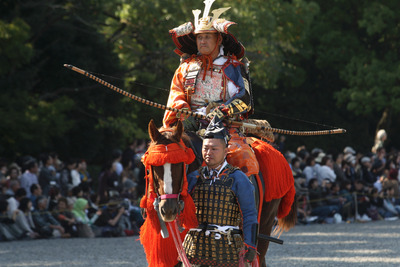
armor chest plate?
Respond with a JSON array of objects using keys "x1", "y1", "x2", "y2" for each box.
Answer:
[
  {"x1": 191, "y1": 175, "x2": 241, "y2": 226},
  {"x1": 190, "y1": 66, "x2": 227, "y2": 110}
]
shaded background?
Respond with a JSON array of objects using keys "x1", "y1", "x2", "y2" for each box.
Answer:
[{"x1": 1, "y1": 0, "x2": 399, "y2": 166}]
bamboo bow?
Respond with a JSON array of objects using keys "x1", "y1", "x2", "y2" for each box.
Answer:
[{"x1": 64, "y1": 64, "x2": 346, "y2": 136}]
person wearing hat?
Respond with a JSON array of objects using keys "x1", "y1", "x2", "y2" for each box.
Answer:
[
  {"x1": 182, "y1": 118, "x2": 258, "y2": 266},
  {"x1": 163, "y1": 0, "x2": 252, "y2": 129}
]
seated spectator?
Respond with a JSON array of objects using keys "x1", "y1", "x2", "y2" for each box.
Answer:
[
  {"x1": 5, "y1": 179, "x2": 20, "y2": 196},
  {"x1": 94, "y1": 200, "x2": 126, "y2": 237},
  {"x1": 308, "y1": 178, "x2": 339, "y2": 223},
  {"x1": 326, "y1": 182, "x2": 351, "y2": 221},
  {"x1": 291, "y1": 157, "x2": 305, "y2": 179},
  {"x1": 6, "y1": 188, "x2": 27, "y2": 218},
  {"x1": 7, "y1": 164, "x2": 21, "y2": 181},
  {"x1": 17, "y1": 197, "x2": 40, "y2": 238},
  {"x1": 0, "y1": 199, "x2": 27, "y2": 241},
  {"x1": 72, "y1": 198, "x2": 101, "y2": 238},
  {"x1": 47, "y1": 187, "x2": 62, "y2": 212},
  {"x1": 343, "y1": 154, "x2": 357, "y2": 183},
  {"x1": 318, "y1": 156, "x2": 337, "y2": 184},
  {"x1": 120, "y1": 179, "x2": 138, "y2": 201},
  {"x1": 382, "y1": 187, "x2": 400, "y2": 218},
  {"x1": 68, "y1": 185, "x2": 84, "y2": 208},
  {"x1": 29, "y1": 184, "x2": 42, "y2": 210},
  {"x1": 369, "y1": 188, "x2": 385, "y2": 220},
  {"x1": 32, "y1": 196, "x2": 65, "y2": 238},
  {"x1": 357, "y1": 156, "x2": 376, "y2": 186},
  {"x1": 53, "y1": 197, "x2": 78, "y2": 237},
  {"x1": 353, "y1": 179, "x2": 372, "y2": 222},
  {"x1": 303, "y1": 156, "x2": 317, "y2": 185}
]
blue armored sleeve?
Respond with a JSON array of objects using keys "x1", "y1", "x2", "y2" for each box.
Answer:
[
  {"x1": 223, "y1": 64, "x2": 246, "y2": 105},
  {"x1": 187, "y1": 170, "x2": 200, "y2": 193},
  {"x1": 231, "y1": 170, "x2": 258, "y2": 248}
]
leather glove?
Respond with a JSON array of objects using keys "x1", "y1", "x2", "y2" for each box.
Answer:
[
  {"x1": 206, "y1": 105, "x2": 229, "y2": 120},
  {"x1": 244, "y1": 246, "x2": 257, "y2": 263}
]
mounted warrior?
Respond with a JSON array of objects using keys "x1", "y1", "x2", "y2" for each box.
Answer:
[{"x1": 164, "y1": 0, "x2": 268, "y2": 180}]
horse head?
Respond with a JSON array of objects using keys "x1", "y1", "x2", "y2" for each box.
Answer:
[{"x1": 144, "y1": 119, "x2": 195, "y2": 222}]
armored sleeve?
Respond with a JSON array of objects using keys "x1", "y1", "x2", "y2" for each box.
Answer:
[
  {"x1": 163, "y1": 63, "x2": 191, "y2": 127},
  {"x1": 231, "y1": 170, "x2": 258, "y2": 248}
]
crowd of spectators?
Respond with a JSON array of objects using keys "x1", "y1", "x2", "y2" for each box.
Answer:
[
  {"x1": 0, "y1": 139, "x2": 147, "y2": 241},
  {"x1": 1, "y1": 129, "x2": 400, "y2": 241},
  {"x1": 283, "y1": 129, "x2": 400, "y2": 224}
]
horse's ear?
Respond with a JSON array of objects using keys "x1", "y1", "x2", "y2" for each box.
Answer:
[
  {"x1": 173, "y1": 120, "x2": 184, "y2": 141},
  {"x1": 148, "y1": 119, "x2": 162, "y2": 142}
]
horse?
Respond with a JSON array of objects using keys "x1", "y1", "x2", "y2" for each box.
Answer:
[{"x1": 139, "y1": 119, "x2": 297, "y2": 267}]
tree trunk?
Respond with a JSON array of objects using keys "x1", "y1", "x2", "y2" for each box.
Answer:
[{"x1": 376, "y1": 106, "x2": 391, "y2": 134}]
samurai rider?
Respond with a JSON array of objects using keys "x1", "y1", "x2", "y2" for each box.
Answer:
[{"x1": 163, "y1": 0, "x2": 266, "y2": 178}]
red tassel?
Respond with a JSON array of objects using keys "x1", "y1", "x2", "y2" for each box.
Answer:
[{"x1": 139, "y1": 141, "x2": 198, "y2": 267}]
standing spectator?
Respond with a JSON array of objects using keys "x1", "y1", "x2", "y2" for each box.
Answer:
[
  {"x1": 112, "y1": 149, "x2": 123, "y2": 177},
  {"x1": 372, "y1": 129, "x2": 387, "y2": 154},
  {"x1": 121, "y1": 157, "x2": 135, "y2": 185},
  {"x1": 29, "y1": 184, "x2": 42, "y2": 210},
  {"x1": 32, "y1": 196, "x2": 65, "y2": 238},
  {"x1": 19, "y1": 159, "x2": 39, "y2": 197},
  {"x1": 38, "y1": 153, "x2": 56, "y2": 196},
  {"x1": 70, "y1": 160, "x2": 81, "y2": 187},
  {"x1": 98, "y1": 162, "x2": 119, "y2": 205},
  {"x1": 77, "y1": 160, "x2": 92, "y2": 197},
  {"x1": 0, "y1": 160, "x2": 8, "y2": 180},
  {"x1": 371, "y1": 147, "x2": 386, "y2": 178},
  {"x1": 122, "y1": 140, "x2": 137, "y2": 170},
  {"x1": 332, "y1": 153, "x2": 347, "y2": 184}
]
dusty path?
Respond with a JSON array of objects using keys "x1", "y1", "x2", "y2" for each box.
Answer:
[{"x1": 1, "y1": 220, "x2": 399, "y2": 267}]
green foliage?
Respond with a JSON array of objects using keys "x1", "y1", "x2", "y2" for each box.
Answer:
[
  {"x1": 2, "y1": 0, "x2": 400, "y2": 162},
  {"x1": 0, "y1": 18, "x2": 33, "y2": 75}
]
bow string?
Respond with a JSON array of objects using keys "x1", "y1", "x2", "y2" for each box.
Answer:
[{"x1": 64, "y1": 64, "x2": 346, "y2": 136}]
